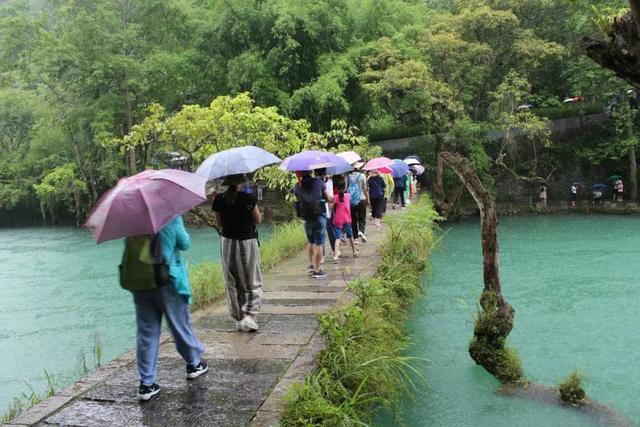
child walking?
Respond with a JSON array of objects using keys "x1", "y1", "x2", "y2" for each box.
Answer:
[{"x1": 332, "y1": 181, "x2": 358, "y2": 262}]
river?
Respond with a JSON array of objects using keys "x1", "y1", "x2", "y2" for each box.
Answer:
[
  {"x1": 385, "y1": 215, "x2": 640, "y2": 426},
  {"x1": 0, "y1": 225, "x2": 271, "y2": 416}
]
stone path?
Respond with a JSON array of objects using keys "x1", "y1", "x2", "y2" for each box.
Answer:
[{"x1": 7, "y1": 219, "x2": 388, "y2": 427}]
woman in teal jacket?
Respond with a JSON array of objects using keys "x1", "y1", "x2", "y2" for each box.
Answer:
[{"x1": 131, "y1": 216, "x2": 208, "y2": 401}]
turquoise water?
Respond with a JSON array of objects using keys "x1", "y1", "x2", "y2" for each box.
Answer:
[
  {"x1": 390, "y1": 215, "x2": 640, "y2": 426},
  {"x1": 0, "y1": 225, "x2": 269, "y2": 415}
]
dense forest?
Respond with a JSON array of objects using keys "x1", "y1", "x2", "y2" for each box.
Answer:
[{"x1": 0, "y1": 0, "x2": 634, "y2": 225}]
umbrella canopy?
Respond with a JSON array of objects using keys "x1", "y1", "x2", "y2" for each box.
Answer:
[
  {"x1": 379, "y1": 166, "x2": 393, "y2": 174},
  {"x1": 362, "y1": 156, "x2": 393, "y2": 171},
  {"x1": 403, "y1": 158, "x2": 421, "y2": 166},
  {"x1": 336, "y1": 151, "x2": 362, "y2": 165},
  {"x1": 609, "y1": 174, "x2": 623, "y2": 181},
  {"x1": 390, "y1": 160, "x2": 410, "y2": 178},
  {"x1": 85, "y1": 169, "x2": 207, "y2": 244},
  {"x1": 326, "y1": 156, "x2": 354, "y2": 175},
  {"x1": 280, "y1": 150, "x2": 341, "y2": 171},
  {"x1": 195, "y1": 146, "x2": 280, "y2": 181},
  {"x1": 592, "y1": 183, "x2": 607, "y2": 190},
  {"x1": 405, "y1": 154, "x2": 422, "y2": 162},
  {"x1": 410, "y1": 164, "x2": 426, "y2": 175}
]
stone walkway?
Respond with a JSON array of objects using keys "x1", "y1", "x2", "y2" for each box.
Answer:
[{"x1": 7, "y1": 219, "x2": 388, "y2": 427}]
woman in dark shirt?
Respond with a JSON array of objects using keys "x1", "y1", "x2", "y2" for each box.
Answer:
[
  {"x1": 367, "y1": 170, "x2": 386, "y2": 229},
  {"x1": 212, "y1": 174, "x2": 263, "y2": 332}
]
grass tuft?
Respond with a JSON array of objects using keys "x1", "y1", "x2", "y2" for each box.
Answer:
[
  {"x1": 281, "y1": 196, "x2": 439, "y2": 426},
  {"x1": 559, "y1": 370, "x2": 586, "y2": 405}
]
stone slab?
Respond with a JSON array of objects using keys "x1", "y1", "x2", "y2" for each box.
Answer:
[
  {"x1": 196, "y1": 314, "x2": 318, "y2": 334},
  {"x1": 250, "y1": 409, "x2": 283, "y2": 427},
  {"x1": 258, "y1": 305, "x2": 332, "y2": 315},
  {"x1": 10, "y1": 395, "x2": 74, "y2": 425},
  {"x1": 263, "y1": 291, "x2": 343, "y2": 300},
  {"x1": 45, "y1": 399, "x2": 255, "y2": 427}
]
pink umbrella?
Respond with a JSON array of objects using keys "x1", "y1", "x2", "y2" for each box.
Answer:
[
  {"x1": 379, "y1": 166, "x2": 393, "y2": 174},
  {"x1": 85, "y1": 169, "x2": 207, "y2": 244},
  {"x1": 362, "y1": 156, "x2": 393, "y2": 171},
  {"x1": 336, "y1": 151, "x2": 362, "y2": 165}
]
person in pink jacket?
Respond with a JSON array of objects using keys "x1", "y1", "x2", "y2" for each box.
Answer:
[{"x1": 332, "y1": 181, "x2": 359, "y2": 262}]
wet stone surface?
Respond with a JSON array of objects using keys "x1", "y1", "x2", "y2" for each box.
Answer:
[
  {"x1": 262, "y1": 298, "x2": 332, "y2": 306},
  {"x1": 197, "y1": 314, "x2": 318, "y2": 334}
]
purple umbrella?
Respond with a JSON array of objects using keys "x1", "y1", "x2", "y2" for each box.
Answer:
[
  {"x1": 390, "y1": 161, "x2": 410, "y2": 178},
  {"x1": 85, "y1": 169, "x2": 207, "y2": 244},
  {"x1": 280, "y1": 150, "x2": 342, "y2": 171},
  {"x1": 410, "y1": 164, "x2": 426, "y2": 176},
  {"x1": 326, "y1": 156, "x2": 354, "y2": 175}
]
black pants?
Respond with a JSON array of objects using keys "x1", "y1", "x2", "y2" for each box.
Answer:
[
  {"x1": 350, "y1": 200, "x2": 367, "y2": 237},
  {"x1": 394, "y1": 188, "x2": 405, "y2": 206},
  {"x1": 371, "y1": 196, "x2": 384, "y2": 218}
]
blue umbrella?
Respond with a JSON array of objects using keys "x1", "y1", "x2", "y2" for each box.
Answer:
[
  {"x1": 592, "y1": 183, "x2": 607, "y2": 190},
  {"x1": 390, "y1": 161, "x2": 410, "y2": 178},
  {"x1": 326, "y1": 156, "x2": 353, "y2": 175},
  {"x1": 195, "y1": 146, "x2": 281, "y2": 180},
  {"x1": 280, "y1": 150, "x2": 342, "y2": 171}
]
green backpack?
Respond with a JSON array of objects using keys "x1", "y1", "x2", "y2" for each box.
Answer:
[{"x1": 119, "y1": 235, "x2": 171, "y2": 291}]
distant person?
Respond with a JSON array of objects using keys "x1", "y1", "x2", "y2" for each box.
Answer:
[
  {"x1": 393, "y1": 174, "x2": 406, "y2": 209},
  {"x1": 347, "y1": 164, "x2": 369, "y2": 243},
  {"x1": 570, "y1": 184, "x2": 577, "y2": 207},
  {"x1": 332, "y1": 180, "x2": 358, "y2": 262},
  {"x1": 368, "y1": 170, "x2": 386, "y2": 229},
  {"x1": 539, "y1": 184, "x2": 547, "y2": 207},
  {"x1": 296, "y1": 170, "x2": 333, "y2": 278},
  {"x1": 212, "y1": 174, "x2": 263, "y2": 332},
  {"x1": 382, "y1": 171, "x2": 394, "y2": 214},
  {"x1": 257, "y1": 181, "x2": 264, "y2": 201},
  {"x1": 404, "y1": 173, "x2": 411, "y2": 205},
  {"x1": 593, "y1": 189, "x2": 604, "y2": 204},
  {"x1": 122, "y1": 216, "x2": 207, "y2": 401},
  {"x1": 615, "y1": 180, "x2": 624, "y2": 202}
]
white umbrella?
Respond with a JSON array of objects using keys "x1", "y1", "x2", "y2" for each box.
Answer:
[
  {"x1": 403, "y1": 158, "x2": 421, "y2": 166},
  {"x1": 195, "y1": 146, "x2": 281, "y2": 180}
]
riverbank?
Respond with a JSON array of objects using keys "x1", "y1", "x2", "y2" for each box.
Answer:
[
  {"x1": 455, "y1": 200, "x2": 640, "y2": 217},
  {"x1": 5, "y1": 209, "x2": 403, "y2": 426}
]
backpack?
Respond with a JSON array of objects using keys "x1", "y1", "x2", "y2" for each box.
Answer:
[
  {"x1": 347, "y1": 173, "x2": 362, "y2": 206},
  {"x1": 119, "y1": 235, "x2": 171, "y2": 291},
  {"x1": 297, "y1": 185, "x2": 325, "y2": 220}
]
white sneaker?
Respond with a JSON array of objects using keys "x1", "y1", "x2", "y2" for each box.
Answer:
[
  {"x1": 240, "y1": 316, "x2": 259, "y2": 332},
  {"x1": 234, "y1": 320, "x2": 243, "y2": 331},
  {"x1": 359, "y1": 231, "x2": 367, "y2": 243}
]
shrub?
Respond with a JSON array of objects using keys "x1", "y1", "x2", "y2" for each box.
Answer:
[
  {"x1": 559, "y1": 371, "x2": 586, "y2": 405},
  {"x1": 260, "y1": 220, "x2": 307, "y2": 271}
]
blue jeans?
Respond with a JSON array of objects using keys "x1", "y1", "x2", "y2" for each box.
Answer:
[{"x1": 133, "y1": 285, "x2": 205, "y2": 385}]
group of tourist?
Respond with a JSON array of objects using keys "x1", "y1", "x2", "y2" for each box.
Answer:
[
  {"x1": 538, "y1": 180, "x2": 627, "y2": 207},
  {"x1": 121, "y1": 156, "x2": 419, "y2": 402},
  {"x1": 294, "y1": 161, "x2": 418, "y2": 278}
]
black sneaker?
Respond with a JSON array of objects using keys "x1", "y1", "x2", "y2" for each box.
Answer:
[
  {"x1": 138, "y1": 382, "x2": 160, "y2": 401},
  {"x1": 186, "y1": 361, "x2": 209, "y2": 379},
  {"x1": 312, "y1": 270, "x2": 327, "y2": 279}
]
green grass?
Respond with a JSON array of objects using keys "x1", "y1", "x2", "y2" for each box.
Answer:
[
  {"x1": 189, "y1": 219, "x2": 307, "y2": 311},
  {"x1": 559, "y1": 370, "x2": 586, "y2": 405},
  {"x1": 281, "y1": 196, "x2": 439, "y2": 426},
  {"x1": 1, "y1": 370, "x2": 58, "y2": 424}
]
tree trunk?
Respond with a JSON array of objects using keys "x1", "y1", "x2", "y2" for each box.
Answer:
[
  {"x1": 440, "y1": 151, "x2": 521, "y2": 383},
  {"x1": 433, "y1": 135, "x2": 452, "y2": 216}
]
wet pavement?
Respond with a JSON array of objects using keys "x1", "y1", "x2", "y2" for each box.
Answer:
[{"x1": 7, "y1": 218, "x2": 387, "y2": 427}]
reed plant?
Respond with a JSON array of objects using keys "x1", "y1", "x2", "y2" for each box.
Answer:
[
  {"x1": 1, "y1": 370, "x2": 58, "y2": 424},
  {"x1": 281, "y1": 196, "x2": 439, "y2": 426}
]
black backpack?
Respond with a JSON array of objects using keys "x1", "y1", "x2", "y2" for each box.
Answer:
[
  {"x1": 119, "y1": 235, "x2": 172, "y2": 291},
  {"x1": 297, "y1": 181, "x2": 324, "y2": 220}
]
